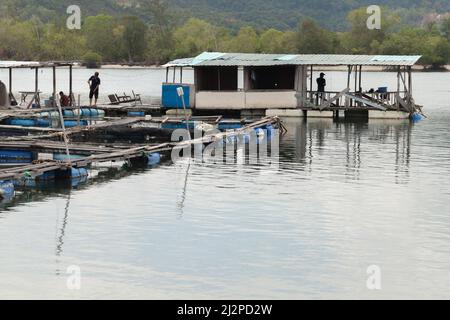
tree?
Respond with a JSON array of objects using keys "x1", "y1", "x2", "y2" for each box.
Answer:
[
  {"x1": 341, "y1": 7, "x2": 400, "y2": 54},
  {"x1": 141, "y1": 0, "x2": 175, "y2": 64},
  {"x1": 440, "y1": 17, "x2": 450, "y2": 41},
  {"x1": 83, "y1": 15, "x2": 120, "y2": 62},
  {"x1": 121, "y1": 16, "x2": 148, "y2": 63},
  {"x1": 173, "y1": 18, "x2": 220, "y2": 57},
  {"x1": 226, "y1": 26, "x2": 259, "y2": 53},
  {"x1": 260, "y1": 29, "x2": 284, "y2": 53},
  {"x1": 40, "y1": 24, "x2": 87, "y2": 60},
  {"x1": 376, "y1": 27, "x2": 450, "y2": 69},
  {"x1": 296, "y1": 18, "x2": 337, "y2": 54},
  {"x1": 0, "y1": 20, "x2": 39, "y2": 59}
]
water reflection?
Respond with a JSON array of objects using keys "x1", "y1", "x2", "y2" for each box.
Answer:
[
  {"x1": 280, "y1": 118, "x2": 413, "y2": 184},
  {"x1": 56, "y1": 192, "x2": 71, "y2": 257}
]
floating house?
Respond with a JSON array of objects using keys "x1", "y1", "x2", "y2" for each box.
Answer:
[{"x1": 162, "y1": 52, "x2": 422, "y2": 119}]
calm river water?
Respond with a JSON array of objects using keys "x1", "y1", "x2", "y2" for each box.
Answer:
[{"x1": 0, "y1": 68, "x2": 450, "y2": 299}]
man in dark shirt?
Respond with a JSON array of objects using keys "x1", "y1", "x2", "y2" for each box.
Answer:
[
  {"x1": 316, "y1": 72, "x2": 326, "y2": 105},
  {"x1": 88, "y1": 72, "x2": 101, "y2": 106}
]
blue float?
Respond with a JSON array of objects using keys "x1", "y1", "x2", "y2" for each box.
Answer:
[
  {"x1": 53, "y1": 154, "x2": 85, "y2": 161},
  {"x1": 411, "y1": 112, "x2": 424, "y2": 122},
  {"x1": 70, "y1": 167, "x2": 88, "y2": 178},
  {"x1": 147, "y1": 153, "x2": 161, "y2": 166},
  {"x1": 0, "y1": 180, "x2": 15, "y2": 200},
  {"x1": 128, "y1": 111, "x2": 145, "y2": 117},
  {"x1": 0, "y1": 150, "x2": 33, "y2": 164},
  {"x1": 63, "y1": 120, "x2": 88, "y2": 128},
  {"x1": 7, "y1": 119, "x2": 36, "y2": 127},
  {"x1": 36, "y1": 119, "x2": 51, "y2": 127}
]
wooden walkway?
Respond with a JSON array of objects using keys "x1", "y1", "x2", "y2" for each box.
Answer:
[{"x1": 0, "y1": 116, "x2": 282, "y2": 181}]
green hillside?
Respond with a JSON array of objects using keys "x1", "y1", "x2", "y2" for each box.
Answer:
[{"x1": 6, "y1": 0, "x2": 450, "y2": 30}]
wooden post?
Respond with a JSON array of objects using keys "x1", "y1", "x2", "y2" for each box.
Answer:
[
  {"x1": 77, "y1": 94, "x2": 81, "y2": 128},
  {"x1": 310, "y1": 65, "x2": 313, "y2": 101},
  {"x1": 34, "y1": 67, "x2": 39, "y2": 107},
  {"x1": 173, "y1": 67, "x2": 176, "y2": 83},
  {"x1": 8, "y1": 67, "x2": 12, "y2": 94},
  {"x1": 346, "y1": 65, "x2": 352, "y2": 107},
  {"x1": 358, "y1": 65, "x2": 362, "y2": 92},
  {"x1": 165, "y1": 67, "x2": 169, "y2": 83},
  {"x1": 53, "y1": 66, "x2": 57, "y2": 108},
  {"x1": 69, "y1": 64, "x2": 73, "y2": 106},
  {"x1": 408, "y1": 66, "x2": 412, "y2": 105},
  {"x1": 180, "y1": 67, "x2": 183, "y2": 84},
  {"x1": 396, "y1": 66, "x2": 400, "y2": 110}
]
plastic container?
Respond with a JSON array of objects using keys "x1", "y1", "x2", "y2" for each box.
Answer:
[
  {"x1": 8, "y1": 119, "x2": 37, "y2": 127},
  {"x1": 63, "y1": 110, "x2": 75, "y2": 117},
  {"x1": 0, "y1": 150, "x2": 33, "y2": 164},
  {"x1": 53, "y1": 154, "x2": 85, "y2": 161},
  {"x1": 147, "y1": 153, "x2": 161, "y2": 166},
  {"x1": 63, "y1": 120, "x2": 88, "y2": 128},
  {"x1": 36, "y1": 119, "x2": 51, "y2": 127},
  {"x1": 0, "y1": 180, "x2": 15, "y2": 199},
  {"x1": 411, "y1": 112, "x2": 424, "y2": 122},
  {"x1": 70, "y1": 167, "x2": 88, "y2": 178},
  {"x1": 128, "y1": 111, "x2": 145, "y2": 117}
]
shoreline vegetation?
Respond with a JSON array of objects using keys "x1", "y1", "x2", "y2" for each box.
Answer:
[{"x1": 1, "y1": 1, "x2": 450, "y2": 70}]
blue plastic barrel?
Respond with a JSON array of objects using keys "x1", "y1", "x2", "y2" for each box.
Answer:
[
  {"x1": 8, "y1": 119, "x2": 37, "y2": 127},
  {"x1": 63, "y1": 110, "x2": 75, "y2": 117},
  {"x1": 81, "y1": 108, "x2": 91, "y2": 117},
  {"x1": 147, "y1": 153, "x2": 161, "y2": 166},
  {"x1": 411, "y1": 112, "x2": 424, "y2": 122},
  {"x1": 89, "y1": 108, "x2": 99, "y2": 117},
  {"x1": 64, "y1": 120, "x2": 88, "y2": 128},
  {"x1": 71, "y1": 168, "x2": 88, "y2": 178},
  {"x1": 0, "y1": 150, "x2": 33, "y2": 164},
  {"x1": 36, "y1": 119, "x2": 51, "y2": 127},
  {"x1": 0, "y1": 180, "x2": 15, "y2": 199},
  {"x1": 218, "y1": 122, "x2": 242, "y2": 130},
  {"x1": 53, "y1": 154, "x2": 85, "y2": 161},
  {"x1": 128, "y1": 111, "x2": 145, "y2": 117}
]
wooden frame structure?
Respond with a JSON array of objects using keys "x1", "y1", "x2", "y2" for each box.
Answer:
[{"x1": 0, "y1": 61, "x2": 75, "y2": 109}]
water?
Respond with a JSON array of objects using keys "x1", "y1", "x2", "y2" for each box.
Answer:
[{"x1": 1, "y1": 68, "x2": 450, "y2": 299}]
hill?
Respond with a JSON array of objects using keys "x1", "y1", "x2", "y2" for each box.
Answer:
[{"x1": 7, "y1": 0, "x2": 450, "y2": 31}]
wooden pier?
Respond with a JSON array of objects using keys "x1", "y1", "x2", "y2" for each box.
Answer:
[{"x1": 0, "y1": 116, "x2": 282, "y2": 182}]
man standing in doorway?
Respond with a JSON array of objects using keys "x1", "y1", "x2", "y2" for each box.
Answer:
[
  {"x1": 316, "y1": 72, "x2": 326, "y2": 105},
  {"x1": 88, "y1": 72, "x2": 101, "y2": 106}
]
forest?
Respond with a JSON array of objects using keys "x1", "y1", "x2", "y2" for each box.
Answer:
[{"x1": 0, "y1": 0, "x2": 449, "y2": 68}]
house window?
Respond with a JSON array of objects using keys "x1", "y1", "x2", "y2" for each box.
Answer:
[
  {"x1": 246, "y1": 66, "x2": 295, "y2": 90},
  {"x1": 195, "y1": 67, "x2": 238, "y2": 91}
]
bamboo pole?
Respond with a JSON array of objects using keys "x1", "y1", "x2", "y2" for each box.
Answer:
[
  {"x1": 53, "y1": 66, "x2": 57, "y2": 108},
  {"x1": 69, "y1": 65, "x2": 73, "y2": 106}
]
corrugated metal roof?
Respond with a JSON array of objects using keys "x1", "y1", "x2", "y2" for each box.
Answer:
[
  {"x1": 165, "y1": 52, "x2": 422, "y2": 67},
  {"x1": 0, "y1": 61, "x2": 75, "y2": 68}
]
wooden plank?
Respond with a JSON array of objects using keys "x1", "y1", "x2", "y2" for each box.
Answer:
[
  {"x1": 319, "y1": 88, "x2": 349, "y2": 110},
  {"x1": 343, "y1": 93, "x2": 387, "y2": 111}
]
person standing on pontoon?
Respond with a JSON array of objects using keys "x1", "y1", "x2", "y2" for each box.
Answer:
[
  {"x1": 316, "y1": 72, "x2": 326, "y2": 105},
  {"x1": 88, "y1": 72, "x2": 101, "y2": 106}
]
